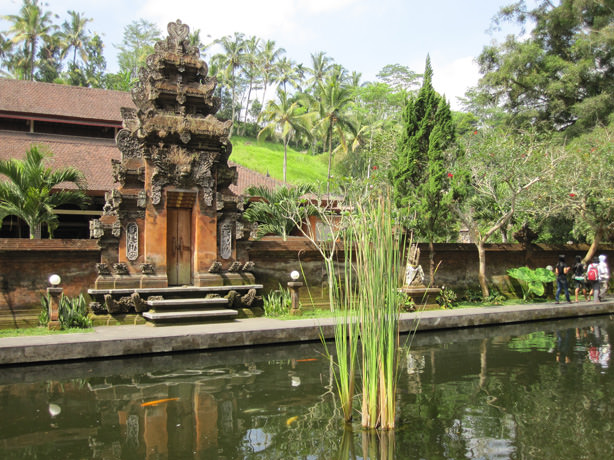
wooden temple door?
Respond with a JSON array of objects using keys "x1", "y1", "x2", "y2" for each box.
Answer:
[{"x1": 167, "y1": 207, "x2": 192, "y2": 285}]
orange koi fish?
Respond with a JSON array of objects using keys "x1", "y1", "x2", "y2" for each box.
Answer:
[
  {"x1": 296, "y1": 358, "x2": 318, "y2": 362},
  {"x1": 140, "y1": 397, "x2": 179, "y2": 407}
]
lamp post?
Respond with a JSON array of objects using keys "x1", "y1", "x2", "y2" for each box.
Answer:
[
  {"x1": 288, "y1": 270, "x2": 302, "y2": 315},
  {"x1": 47, "y1": 274, "x2": 62, "y2": 330}
]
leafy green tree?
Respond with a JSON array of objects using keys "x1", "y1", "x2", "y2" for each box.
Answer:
[
  {"x1": 34, "y1": 30, "x2": 61, "y2": 82},
  {"x1": 555, "y1": 122, "x2": 614, "y2": 262},
  {"x1": 475, "y1": 0, "x2": 614, "y2": 136},
  {"x1": 116, "y1": 19, "x2": 161, "y2": 80},
  {"x1": 450, "y1": 129, "x2": 560, "y2": 297},
  {"x1": 0, "y1": 145, "x2": 89, "y2": 238},
  {"x1": 258, "y1": 89, "x2": 314, "y2": 182},
  {"x1": 2, "y1": 0, "x2": 56, "y2": 80},
  {"x1": 376, "y1": 63, "x2": 421, "y2": 94},
  {"x1": 243, "y1": 184, "x2": 316, "y2": 240},
  {"x1": 390, "y1": 57, "x2": 456, "y2": 282}
]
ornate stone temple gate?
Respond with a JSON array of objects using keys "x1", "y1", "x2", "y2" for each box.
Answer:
[{"x1": 88, "y1": 21, "x2": 261, "y2": 324}]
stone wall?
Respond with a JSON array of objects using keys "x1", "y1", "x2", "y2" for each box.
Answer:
[
  {"x1": 244, "y1": 237, "x2": 614, "y2": 302},
  {"x1": 2, "y1": 237, "x2": 614, "y2": 327}
]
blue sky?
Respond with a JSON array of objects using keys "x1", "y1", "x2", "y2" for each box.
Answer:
[{"x1": 2, "y1": 0, "x2": 525, "y2": 109}]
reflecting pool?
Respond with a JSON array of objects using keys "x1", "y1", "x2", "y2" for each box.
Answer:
[{"x1": 2, "y1": 315, "x2": 614, "y2": 459}]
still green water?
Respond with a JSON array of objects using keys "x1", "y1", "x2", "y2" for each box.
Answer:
[{"x1": 1, "y1": 315, "x2": 614, "y2": 459}]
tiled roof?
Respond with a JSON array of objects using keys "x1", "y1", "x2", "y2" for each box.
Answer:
[
  {"x1": 0, "y1": 79, "x2": 286, "y2": 197},
  {"x1": 0, "y1": 131, "x2": 119, "y2": 194},
  {"x1": 229, "y1": 162, "x2": 285, "y2": 195},
  {"x1": 0, "y1": 78, "x2": 132, "y2": 124},
  {"x1": 0, "y1": 132, "x2": 285, "y2": 196}
]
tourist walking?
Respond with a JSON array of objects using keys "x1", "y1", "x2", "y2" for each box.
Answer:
[
  {"x1": 598, "y1": 254, "x2": 610, "y2": 301},
  {"x1": 587, "y1": 257, "x2": 601, "y2": 301},
  {"x1": 555, "y1": 254, "x2": 571, "y2": 304},
  {"x1": 572, "y1": 255, "x2": 588, "y2": 302}
]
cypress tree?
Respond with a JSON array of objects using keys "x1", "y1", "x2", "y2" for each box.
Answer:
[{"x1": 391, "y1": 56, "x2": 456, "y2": 283}]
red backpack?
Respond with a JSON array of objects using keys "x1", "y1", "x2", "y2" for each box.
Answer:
[{"x1": 587, "y1": 264, "x2": 599, "y2": 281}]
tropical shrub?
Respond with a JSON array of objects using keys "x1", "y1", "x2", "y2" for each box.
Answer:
[
  {"x1": 436, "y1": 286, "x2": 458, "y2": 309},
  {"x1": 263, "y1": 285, "x2": 293, "y2": 317},
  {"x1": 40, "y1": 293, "x2": 92, "y2": 329},
  {"x1": 507, "y1": 266, "x2": 556, "y2": 301}
]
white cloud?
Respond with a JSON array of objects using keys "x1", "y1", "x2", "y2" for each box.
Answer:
[{"x1": 432, "y1": 56, "x2": 480, "y2": 111}]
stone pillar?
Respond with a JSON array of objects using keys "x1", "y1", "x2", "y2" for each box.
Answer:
[
  {"x1": 47, "y1": 286, "x2": 62, "y2": 330},
  {"x1": 288, "y1": 281, "x2": 303, "y2": 315}
]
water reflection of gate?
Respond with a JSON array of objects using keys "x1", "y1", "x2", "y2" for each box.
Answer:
[{"x1": 88, "y1": 367, "x2": 260, "y2": 458}]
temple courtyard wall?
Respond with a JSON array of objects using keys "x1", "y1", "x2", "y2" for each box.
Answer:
[{"x1": 2, "y1": 237, "x2": 614, "y2": 327}]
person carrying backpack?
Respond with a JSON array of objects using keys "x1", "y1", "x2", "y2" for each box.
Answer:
[
  {"x1": 555, "y1": 254, "x2": 571, "y2": 304},
  {"x1": 572, "y1": 255, "x2": 589, "y2": 302},
  {"x1": 587, "y1": 256, "x2": 601, "y2": 301}
]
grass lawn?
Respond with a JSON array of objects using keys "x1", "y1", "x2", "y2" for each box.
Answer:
[{"x1": 230, "y1": 136, "x2": 329, "y2": 186}]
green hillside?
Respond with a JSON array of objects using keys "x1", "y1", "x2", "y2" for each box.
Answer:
[{"x1": 229, "y1": 136, "x2": 329, "y2": 187}]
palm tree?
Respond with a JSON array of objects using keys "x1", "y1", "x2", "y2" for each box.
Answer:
[
  {"x1": 58, "y1": 10, "x2": 91, "y2": 68},
  {"x1": 58, "y1": 11, "x2": 91, "y2": 68},
  {"x1": 0, "y1": 146, "x2": 89, "y2": 238},
  {"x1": 305, "y1": 51, "x2": 332, "y2": 91},
  {"x1": 214, "y1": 32, "x2": 246, "y2": 136},
  {"x1": 241, "y1": 36, "x2": 262, "y2": 127},
  {"x1": 315, "y1": 77, "x2": 356, "y2": 193},
  {"x1": 243, "y1": 184, "x2": 316, "y2": 240},
  {"x1": 259, "y1": 39, "x2": 285, "y2": 109},
  {"x1": 275, "y1": 57, "x2": 302, "y2": 93},
  {"x1": 3, "y1": 0, "x2": 56, "y2": 80},
  {"x1": 258, "y1": 89, "x2": 314, "y2": 182}
]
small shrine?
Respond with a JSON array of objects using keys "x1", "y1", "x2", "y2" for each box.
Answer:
[
  {"x1": 88, "y1": 20, "x2": 260, "y2": 323},
  {"x1": 399, "y1": 243, "x2": 441, "y2": 309}
]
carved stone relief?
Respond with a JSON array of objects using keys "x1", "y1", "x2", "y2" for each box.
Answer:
[
  {"x1": 116, "y1": 129, "x2": 144, "y2": 159},
  {"x1": 219, "y1": 219, "x2": 233, "y2": 260},
  {"x1": 126, "y1": 222, "x2": 139, "y2": 261}
]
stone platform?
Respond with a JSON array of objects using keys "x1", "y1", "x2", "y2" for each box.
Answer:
[{"x1": 1, "y1": 299, "x2": 614, "y2": 365}]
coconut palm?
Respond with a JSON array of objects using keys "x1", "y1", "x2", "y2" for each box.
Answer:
[
  {"x1": 315, "y1": 76, "x2": 357, "y2": 193},
  {"x1": 259, "y1": 39, "x2": 285, "y2": 109},
  {"x1": 305, "y1": 51, "x2": 333, "y2": 91},
  {"x1": 241, "y1": 36, "x2": 262, "y2": 126},
  {"x1": 57, "y1": 10, "x2": 91, "y2": 68},
  {"x1": 258, "y1": 89, "x2": 314, "y2": 182},
  {"x1": 214, "y1": 32, "x2": 246, "y2": 136},
  {"x1": 3, "y1": 0, "x2": 56, "y2": 80},
  {"x1": 0, "y1": 145, "x2": 89, "y2": 238},
  {"x1": 243, "y1": 184, "x2": 316, "y2": 240},
  {"x1": 275, "y1": 57, "x2": 302, "y2": 93}
]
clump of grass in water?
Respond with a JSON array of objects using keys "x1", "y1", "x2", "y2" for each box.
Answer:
[{"x1": 325, "y1": 192, "x2": 405, "y2": 430}]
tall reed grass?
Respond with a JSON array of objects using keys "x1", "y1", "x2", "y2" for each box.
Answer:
[{"x1": 325, "y1": 191, "x2": 405, "y2": 430}]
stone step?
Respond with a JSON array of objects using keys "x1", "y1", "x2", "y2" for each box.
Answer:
[
  {"x1": 89, "y1": 284, "x2": 262, "y2": 296},
  {"x1": 145, "y1": 298, "x2": 229, "y2": 308},
  {"x1": 142, "y1": 309, "x2": 238, "y2": 321}
]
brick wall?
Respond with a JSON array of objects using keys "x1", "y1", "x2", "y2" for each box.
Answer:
[
  {"x1": 2, "y1": 237, "x2": 614, "y2": 327},
  {"x1": 0, "y1": 239, "x2": 100, "y2": 326},
  {"x1": 244, "y1": 237, "x2": 614, "y2": 299}
]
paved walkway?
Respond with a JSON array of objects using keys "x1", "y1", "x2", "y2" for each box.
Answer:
[{"x1": 1, "y1": 299, "x2": 613, "y2": 366}]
